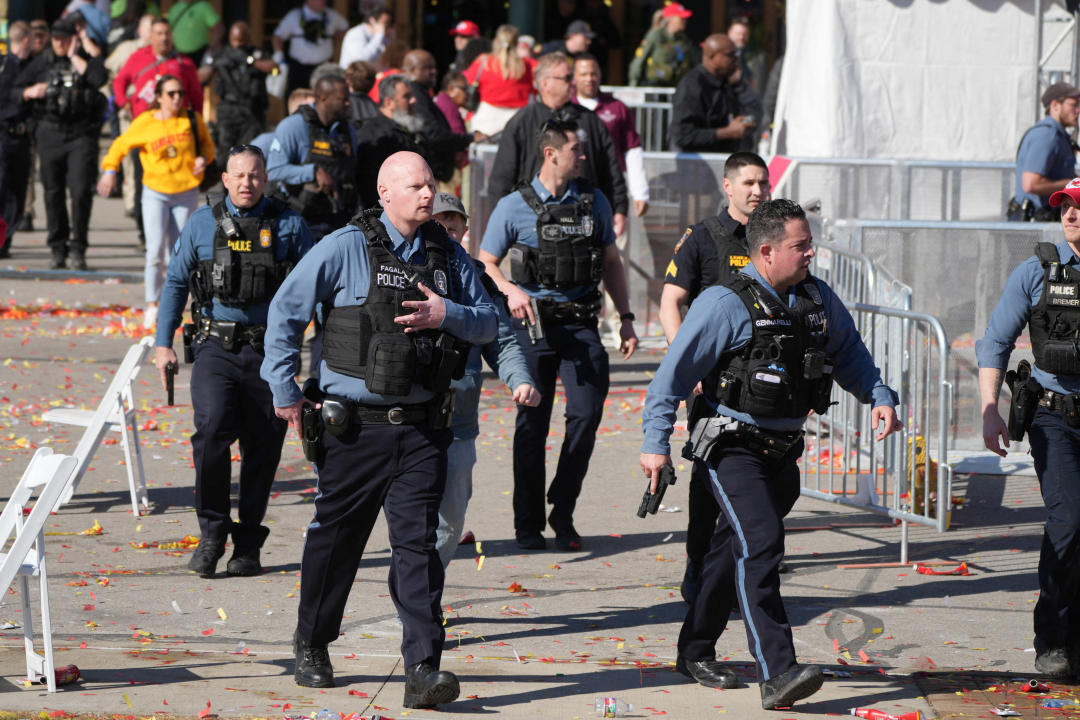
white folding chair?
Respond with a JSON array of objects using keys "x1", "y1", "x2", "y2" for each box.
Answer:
[
  {"x1": 42, "y1": 336, "x2": 153, "y2": 516},
  {"x1": 0, "y1": 448, "x2": 78, "y2": 692}
]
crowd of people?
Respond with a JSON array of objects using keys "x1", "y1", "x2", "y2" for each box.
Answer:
[{"x1": 0, "y1": 1, "x2": 1076, "y2": 715}]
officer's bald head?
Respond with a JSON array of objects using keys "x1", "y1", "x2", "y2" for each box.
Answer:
[{"x1": 377, "y1": 152, "x2": 436, "y2": 233}]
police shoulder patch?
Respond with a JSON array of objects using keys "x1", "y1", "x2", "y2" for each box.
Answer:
[
  {"x1": 433, "y1": 269, "x2": 449, "y2": 295},
  {"x1": 672, "y1": 227, "x2": 692, "y2": 255}
]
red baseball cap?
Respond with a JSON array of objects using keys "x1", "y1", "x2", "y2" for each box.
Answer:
[
  {"x1": 450, "y1": 20, "x2": 480, "y2": 37},
  {"x1": 662, "y1": 2, "x2": 693, "y2": 19},
  {"x1": 1050, "y1": 177, "x2": 1080, "y2": 207}
]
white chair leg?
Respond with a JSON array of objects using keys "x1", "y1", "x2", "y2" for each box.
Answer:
[
  {"x1": 118, "y1": 407, "x2": 140, "y2": 517},
  {"x1": 127, "y1": 413, "x2": 149, "y2": 513},
  {"x1": 37, "y1": 551, "x2": 55, "y2": 693}
]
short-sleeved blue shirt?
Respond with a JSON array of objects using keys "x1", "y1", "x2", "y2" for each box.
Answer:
[
  {"x1": 1015, "y1": 115, "x2": 1076, "y2": 209},
  {"x1": 480, "y1": 176, "x2": 616, "y2": 303}
]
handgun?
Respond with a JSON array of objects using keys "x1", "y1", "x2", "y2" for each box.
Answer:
[
  {"x1": 165, "y1": 362, "x2": 178, "y2": 406},
  {"x1": 526, "y1": 297, "x2": 544, "y2": 345},
  {"x1": 636, "y1": 464, "x2": 677, "y2": 518}
]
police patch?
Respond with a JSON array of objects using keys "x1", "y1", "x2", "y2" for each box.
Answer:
[
  {"x1": 666, "y1": 259, "x2": 678, "y2": 278},
  {"x1": 259, "y1": 227, "x2": 272, "y2": 248},
  {"x1": 434, "y1": 269, "x2": 449, "y2": 295},
  {"x1": 673, "y1": 227, "x2": 691, "y2": 254},
  {"x1": 805, "y1": 282, "x2": 822, "y2": 305}
]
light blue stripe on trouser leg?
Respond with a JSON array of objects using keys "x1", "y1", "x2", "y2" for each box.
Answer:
[{"x1": 707, "y1": 462, "x2": 771, "y2": 681}]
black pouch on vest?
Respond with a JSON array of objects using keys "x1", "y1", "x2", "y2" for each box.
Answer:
[
  {"x1": 1039, "y1": 339, "x2": 1080, "y2": 375},
  {"x1": 509, "y1": 245, "x2": 533, "y2": 284},
  {"x1": 365, "y1": 335, "x2": 416, "y2": 396},
  {"x1": 715, "y1": 371, "x2": 741, "y2": 406}
]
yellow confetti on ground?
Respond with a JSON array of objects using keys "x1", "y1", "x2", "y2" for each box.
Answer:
[
  {"x1": 477, "y1": 555, "x2": 485, "y2": 571},
  {"x1": 217, "y1": 608, "x2": 227, "y2": 621}
]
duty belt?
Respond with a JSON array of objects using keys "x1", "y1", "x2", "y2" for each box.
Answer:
[
  {"x1": 352, "y1": 403, "x2": 430, "y2": 425},
  {"x1": 319, "y1": 394, "x2": 453, "y2": 433},
  {"x1": 1038, "y1": 388, "x2": 1080, "y2": 427},
  {"x1": 1039, "y1": 389, "x2": 1070, "y2": 410},
  {"x1": 196, "y1": 318, "x2": 266, "y2": 351},
  {"x1": 1, "y1": 121, "x2": 27, "y2": 136},
  {"x1": 535, "y1": 292, "x2": 602, "y2": 323}
]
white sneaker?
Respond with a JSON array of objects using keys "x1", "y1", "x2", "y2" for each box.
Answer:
[{"x1": 143, "y1": 304, "x2": 158, "y2": 330}]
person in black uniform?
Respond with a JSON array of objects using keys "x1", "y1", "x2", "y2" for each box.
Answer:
[
  {"x1": 487, "y1": 51, "x2": 629, "y2": 237},
  {"x1": 400, "y1": 49, "x2": 482, "y2": 194},
  {"x1": 17, "y1": 16, "x2": 107, "y2": 271},
  {"x1": 260, "y1": 151, "x2": 497, "y2": 705},
  {"x1": 154, "y1": 145, "x2": 314, "y2": 577},
  {"x1": 659, "y1": 151, "x2": 770, "y2": 603},
  {"x1": 267, "y1": 75, "x2": 358, "y2": 241},
  {"x1": 0, "y1": 22, "x2": 34, "y2": 259},
  {"x1": 641, "y1": 199, "x2": 901, "y2": 710},
  {"x1": 669, "y1": 34, "x2": 761, "y2": 153},
  {"x1": 354, "y1": 74, "x2": 421, "y2": 209},
  {"x1": 200, "y1": 22, "x2": 278, "y2": 153}
]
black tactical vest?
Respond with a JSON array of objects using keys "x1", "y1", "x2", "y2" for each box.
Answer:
[
  {"x1": 287, "y1": 105, "x2": 357, "y2": 224},
  {"x1": 1029, "y1": 242, "x2": 1080, "y2": 375},
  {"x1": 212, "y1": 46, "x2": 268, "y2": 111},
  {"x1": 705, "y1": 273, "x2": 834, "y2": 418},
  {"x1": 702, "y1": 215, "x2": 750, "y2": 291},
  {"x1": 508, "y1": 181, "x2": 604, "y2": 289},
  {"x1": 320, "y1": 210, "x2": 470, "y2": 396},
  {"x1": 43, "y1": 53, "x2": 103, "y2": 125},
  {"x1": 193, "y1": 200, "x2": 292, "y2": 307}
]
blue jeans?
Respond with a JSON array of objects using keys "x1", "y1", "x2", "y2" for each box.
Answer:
[
  {"x1": 435, "y1": 437, "x2": 477, "y2": 569},
  {"x1": 142, "y1": 186, "x2": 198, "y2": 303},
  {"x1": 1027, "y1": 406, "x2": 1080, "y2": 651}
]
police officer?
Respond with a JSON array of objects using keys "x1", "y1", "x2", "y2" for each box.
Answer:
[
  {"x1": 479, "y1": 118, "x2": 638, "y2": 551},
  {"x1": 260, "y1": 152, "x2": 497, "y2": 703},
  {"x1": 979, "y1": 177, "x2": 1080, "y2": 677},
  {"x1": 659, "y1": 151, "x2": 770, "y2": 602},
  {"x1": 200, "y1": 22, "x2": 278, "y2": 153},
  {"x1": 0, "y1": 22, "x2": 34, "y2": 259},
  {"x1": 1009, "y1": 83, "x2": 1080, "y2": 221},
  {"x1": 155, "y1": 145, "x2": 313, "y2": 577},
  {"x1": 267, "y1": 74, "x2": 358, "y2": 240},
  {"x1": 17, "y1": 16, "x2": 107, "y2": 271},
  {"x1": 487, "y1": 52, "x2": 630, "y2": 237},
  {"x1": 640, "y1": 199, "x2": 900, "y2": 710}
]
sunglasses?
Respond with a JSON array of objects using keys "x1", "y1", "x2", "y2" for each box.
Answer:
[
  {"x1": 164, "y1": 89, "x2": 184, "y2": 98},
  {"x1": 228, "y1": 144, "x2": 266, "y2": 161}
]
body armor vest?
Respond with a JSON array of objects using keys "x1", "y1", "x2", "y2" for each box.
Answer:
[
  {"x1": 705, "y1": 274, "x2": 834, "y2": 418},
  {"x1": 212, "y1": 46, "x2": 267, "y2": 111},
  {"x1": 1030, "y1": 242, "x2": 1080, "y2": 375},
  {"x1": 287, "y1": 105, "x2": 357, "y2": 224},
  {"x1": 193, "y1": 200, "x2": 292, "y2": 307},
  {"x1": 701, "y1": 215, "x2": 750, "y2": 292},
  {"x1": 508, "y1": 181, "x2": 604, "y2": 289},
  {"x1": 320, "y1": 210, "x2": 470, "y2": 396},
  {"x1": 43, "y1": 54, "x2": 102, "y2": 124}
]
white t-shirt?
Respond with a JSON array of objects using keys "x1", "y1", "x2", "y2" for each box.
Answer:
[
  {"x1": 339, "y1": 22, "x2": 386, "y2": 68},
  {"x1": 274, "y1": 4, "x2": 348, "y2": 66}
]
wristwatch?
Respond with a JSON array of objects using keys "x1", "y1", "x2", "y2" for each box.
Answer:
[{"x1": 620, "y1": 312, "x2": 636, "y2": 322}]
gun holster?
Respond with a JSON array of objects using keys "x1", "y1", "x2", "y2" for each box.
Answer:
[
  {"x1": 301, "y1": 404, "x2": 324, "y2": 463},
  {"x1": 682, "y1": 406, "x2": 736, "y2": 465},
  {"x1": 182, "y1": 323, "x2": 195, "y2": 363},
  {"x1": 1005, "y1": 360, "x2": 1042, "y2": 441}
]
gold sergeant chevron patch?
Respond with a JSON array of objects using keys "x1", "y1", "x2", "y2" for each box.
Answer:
[{"x1": 666, "y1": 259, "x2": 678, "y2": 278}]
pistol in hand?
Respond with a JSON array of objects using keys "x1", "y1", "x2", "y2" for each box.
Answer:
[{"x1": 637, "y1": 464, "x2": 677, "y2": 518}]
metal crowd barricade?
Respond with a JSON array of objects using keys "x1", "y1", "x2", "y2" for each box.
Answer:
[
  {"x1": 601, "y1": 85, "x2": 675, "y2": 153},
  {"x1": 800, "y1": 304, "x2": 953, "y2": 563}
]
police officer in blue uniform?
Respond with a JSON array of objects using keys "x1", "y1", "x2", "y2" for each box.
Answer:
[
  {"x1": 261, "y1": 152, "x2": 497, "y2": 706},
  {"x1": 478, "y1": 118, "x2": 638, "y2": 552},
  {"x1": 979, "y1": 177, "x2": 1080, "y2": 678},
  {"x1": 267, "y1": 75, "x2": 358, "y2": 240},
  {"x1": 640, "y1": 199, "x2": 901, "y2": 710},
  {"x1": 155, "y1": 145, "x2": 314, "y2": 578},
  {"x1": 0, "y1": 22, "x2": 34, "y2": 258},
  {"x1": 659, "y1": 151, "x2": 770, "y2": 603}
]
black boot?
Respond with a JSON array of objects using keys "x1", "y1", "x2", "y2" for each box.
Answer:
[
  {"x1": 676, "y1": 655, "x2": 738, "y2": 688},
  {"x1": 69, "y1": 253, "x2": 88, "y2": 272},
  {"x1": 293, "y1": 629, "x2": 334, "y2": 688},
  {"x1": 227, "y1": 524, "x2": 269, "y2": 576},
  {"x1": 403, "y1": 661, "x2": 459, "y2": 708},
  {"x1": 760, "y1": 664, "x2": 823, "y2": 710},
  {"x1": 49, "y1": 251, "x2": 66, "y2": 270},
  {"x1": 187, "y1": 537, "x2": 226, "y2": 578}
]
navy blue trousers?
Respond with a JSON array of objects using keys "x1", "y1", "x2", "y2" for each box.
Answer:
[
  {"x1": 0, "y1": 133, "x2": 30, "y2": 249},
  {"x1": 678, "y1": 442, "x2": 803, "y2": 683},
  {"x1": 189, "y1": 337, "x2": 287, "y2": 541},
  {"x1": 1027, "y1": 406, "x2": 1080, "y2": 651},
  {"x1": 687, "y1": 459, "x2": 722, "y2": 563},
  {"x1": 299, "y1": 422, "x2": 451, "y2": 667},
  {"x1": 511, "y1": 318, "x2": 609, "y2": 537}
]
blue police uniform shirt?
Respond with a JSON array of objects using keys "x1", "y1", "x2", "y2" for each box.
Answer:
[
  {"x1": 250, "y1": 131, "x2": 275, "y2": 159},
  {"x1": 155, "y1": 196, "x2": 315, "y2": 348},
  {"x1": 260, "y1": 211, "x2": 499, "y2": 407},
  {"x1": 975, "y1": 239, "x2": 1080, "y2": 396},
  {"x1": 641, "y1": 261, "x2": 898, "y2": 456},
  {"x1": 1015, "y1": 115, "x2": 1076, "y2": 210},
  {"x1": 480, "y1": 175, "x2": 616, "y2": 303},
  {"x1": 450, "y1": 293, "x2": 534, "y2": 440},
  {"x1": 266, "y1": 110, "x2": 358, "y2": 187}
]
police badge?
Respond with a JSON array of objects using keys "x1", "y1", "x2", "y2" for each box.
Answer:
[
  {"x1": 581, "y1": 215, "x2": 594, "y2": 236},
  {"x1": 433, "y1": 269, "x2": 449, "y2": 295},
  {"x1": 260, "y1": 227, "x2": 272, "y2": 248}
]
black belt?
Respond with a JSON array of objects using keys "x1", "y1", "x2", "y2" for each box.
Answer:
[
  {"x1": 1038, "y1": 388, "x2": 1080, "y2": 427},
  {"x1": 196, "y1": 319, "x2": 265, "y2": 350},
  {"x1": 352, "y1": 402, "x2": 430, "y2": 426},
  {"x1": 1040, "y1": 389, "x2": 1068, "y2": 410},
  {"x1": 536, "y1": 292, "x2": 602, "y2": 323}
]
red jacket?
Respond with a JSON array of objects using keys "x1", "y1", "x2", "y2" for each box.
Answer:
[{"x1": 113, "y1": 47, "x2": 203, "y2": 118}]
